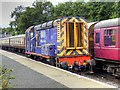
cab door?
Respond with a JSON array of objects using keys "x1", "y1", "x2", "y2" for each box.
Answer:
[
  {"x1": 25, "y1": 26, "x2": 36, "y2": 53},
  {"x1": 26, "y1": 32, "x2": 31, "y2": 52},
  {"x1": 30, "y1": 31, "x2": 36, "y2": 52}
]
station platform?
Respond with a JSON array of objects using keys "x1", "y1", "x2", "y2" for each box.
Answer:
[{"x1": 0, "y1": 50, "x2": 117, "y2": 89}]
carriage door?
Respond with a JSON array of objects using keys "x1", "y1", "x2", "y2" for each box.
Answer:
[{"x1": 94, "y1": 30, "x2": 101, "y2": 58}]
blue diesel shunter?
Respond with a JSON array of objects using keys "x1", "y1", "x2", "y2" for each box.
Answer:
[{"x1": 25, "y1": 16, "x2": 90, "y2": 68}]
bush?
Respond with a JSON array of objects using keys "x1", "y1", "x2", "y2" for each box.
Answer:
[{"x1": 0, "y1": 66, "x2": 15, "y2": 89}]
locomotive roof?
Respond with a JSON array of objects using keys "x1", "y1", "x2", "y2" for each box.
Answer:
[
  {"x1": 26, "y1": 26, "x2": 34, "y2": 32},
  {"x1": 34, "y1": 16, "x2": 87, "y2": 31},
  {"x1": 34, "y1": 19, "x2": 60, "y2": 31},
  {"x1": 94, "y1": 18, "x2": 120, "y2": 29}
]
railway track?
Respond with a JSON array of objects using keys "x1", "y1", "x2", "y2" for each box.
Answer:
[
  {"x1": 77, "y1": 69, "x2": 119, "y2": 88},
  {"x1": 3, "y1": 50, "x2": 120, "y2": 88}
]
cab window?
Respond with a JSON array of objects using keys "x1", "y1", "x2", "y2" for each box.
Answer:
[
  {"x1": 30, "y1": 32, "x2": 34, "y2": 38},
  {"x1": 36, "y1": 31, "x2": 40, "y2": 46}
]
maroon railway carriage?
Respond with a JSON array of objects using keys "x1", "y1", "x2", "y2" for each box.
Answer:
[{"x1": 94, "y1": 18, "x2": 120, "y2": 76}]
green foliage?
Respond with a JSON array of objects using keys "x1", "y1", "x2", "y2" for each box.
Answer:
[
  {"x1": 1, "y1": 27, "x2": 15, "y2": 36},
  {"x1": 2, "y1": 1, "x2": 120, "y2": 35},
  {"x1": 0, "y1": 66, "x2": 15, "y2": 89},
  {"x1": 15, "y1": 1, "x2": 53, "y2": 34}
]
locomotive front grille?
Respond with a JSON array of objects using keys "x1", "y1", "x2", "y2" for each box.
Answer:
[
  {"x1": 66, "y1": 22, "x2": 83, "y2": 49},
  {"x1": 76, "y1": 23, "x2": 83, "y2": 47},
  {"x1": 57, "y1": 17, "x2": 89, "y2": 57},
  {"x1": 66, "y1": 22, "x2": 74, "y2": 47}
]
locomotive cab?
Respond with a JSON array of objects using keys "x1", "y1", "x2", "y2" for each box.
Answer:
[{"x1": 25, "y1": 26, "x2": 36, "y2": 53}]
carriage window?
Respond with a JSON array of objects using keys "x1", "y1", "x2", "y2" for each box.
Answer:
[
  {"x1": 95, "y1": 33, "x2": 100, "y2": 44},
  {"x1": 104, "y1": 29, "x2": 116, "y2": 46}
]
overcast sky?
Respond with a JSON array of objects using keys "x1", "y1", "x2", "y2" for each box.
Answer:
[{"x1": 0, "y1": 0, "x2": 75, "y2": 28}]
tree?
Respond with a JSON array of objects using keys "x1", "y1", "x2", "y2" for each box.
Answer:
[
  {"x1": 10, "y1": 5, "x2": 25, "y2": 34},
  {"x1": 111, "y1": 2, "x2": 120, "y2": 18},
  {"x1": 8, "y1": 1, "x2": 119, "y2": 35},
  {"x1": 11, "y1": 5, "x2": 25, "y2": 19},
  {"x1": 16, "y1": 1, "x2": 53, "y2": 34}
]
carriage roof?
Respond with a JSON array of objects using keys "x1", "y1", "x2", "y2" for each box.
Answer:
[
  {"x1": 94, "y1": 18, "x2": 120, "y2": 29},
  {"x1": 88, "y1": 22, "x2": 98, "y2": 29},
  {"x1": 9, "y1": 34, "x2": 25, "y2": 38},
  {"x1": 1, "y1": 34, "x2": 25, "y2": 40}
]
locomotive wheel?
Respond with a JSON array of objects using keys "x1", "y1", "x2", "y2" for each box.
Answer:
[
  {"x1": 46, "y1": 58, "x2": 50, "y2": 64},
  {"x1": 60, "y1": 62, "x2": 68, "y2": 70},
  {"x1": 33, "y1": 56, "x2": 37, "y2": 60},
  {"x1": 72, "y1": 66, "x2": 79, "y2": 73},
  {"x1": 26, "y1": 54, "x2": 31, "y2": 58}
]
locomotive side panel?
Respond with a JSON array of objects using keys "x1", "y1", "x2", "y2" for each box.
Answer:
[
  {"x1": 49, "y1": 28, "x2": 57, "y2": 48},
  {"x1": 48, "y1": 27, "x2": 57, "y2": 56},
  {"x1": 39, "y1": 28, "x2": 57, "y2": 57}
]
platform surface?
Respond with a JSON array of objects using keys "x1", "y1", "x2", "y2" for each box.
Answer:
[
  {"x1": 2, "y1": 55, "x2": 67, "y2": 88},
  {"x1": 0, "y1": 50, "x2": 117, "y2": 89}
]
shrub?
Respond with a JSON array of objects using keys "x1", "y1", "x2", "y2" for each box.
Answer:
[{"x1": 0, "y1": 66, "x2": 15, "y2": 89}]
